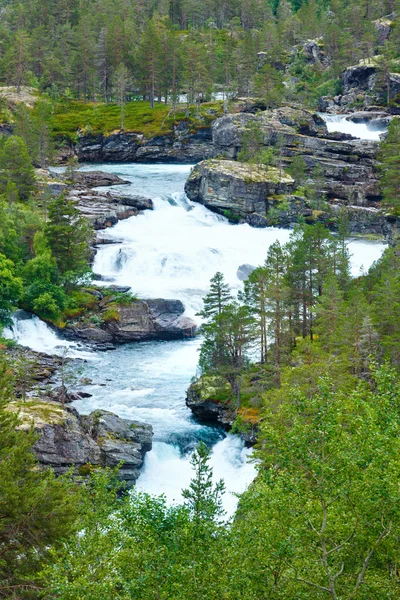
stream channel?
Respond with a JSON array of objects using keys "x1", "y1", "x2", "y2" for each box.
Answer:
[{"x1": 6, "y1": 116, "x2": 388, "y2": 516}]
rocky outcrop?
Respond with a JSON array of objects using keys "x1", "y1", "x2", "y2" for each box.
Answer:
[
  {"x1": 39, "y1": 169, "x2": 154, "y2": 230},
  {"x1": 208, "y1": 108, "x2": 381, "y2": 204},
  {"x1": 186, "y1": 159, "x2": 389, "y2": 234},
  {"x1": 68, "y1": 188, "x2": 153, "y2": 229},
  {"x1": 76, "y1": 125, "x2": 215, "y2": 164},
  {"x1": 185, "y1": 159, "x2": 295, "y2": 217},
  {"x1": 186, "y1": 378, "x2": 258, "y2": 445},
  {"x1": 71, "y1": 170, "x2": 130, "y2": 187},
  {"x1": 62, "y1": 293, "x2": 197, "y2": 344},
  {"x1": 320, "y1": 60, "x2": 400, "y2": 113},
  {"x1": 373, "y1": 13, "x2": 397, "y2": 45},
  {"x1": 11, "y1": 402, "x2": 153, "y2": 487}
]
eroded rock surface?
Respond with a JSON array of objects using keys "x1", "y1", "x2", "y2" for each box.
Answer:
[
  {"x1": 11, "y1": 402, "x2": 153, "y2": 487},
  {"x1": 63, "y1": 295, "x2": 197, "y2": 344},
  {"x1": 209, "y1": 108, "x2": 380, "y2": 204}
]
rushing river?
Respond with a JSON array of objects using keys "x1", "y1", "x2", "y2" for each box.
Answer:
[
  {"x1": 320, "y1": 113, "x2": 388, "y2": 141},
  {"x1": 7, "y1": 115, "x2": 388, "y2": 515}
]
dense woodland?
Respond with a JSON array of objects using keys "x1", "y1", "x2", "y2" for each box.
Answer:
[
  {"x1": 1, "y1": 0, "x2": 400, "y2": 598},
  {"x1": 0, "y1": 0, "x2": 399, "y2": 107}
]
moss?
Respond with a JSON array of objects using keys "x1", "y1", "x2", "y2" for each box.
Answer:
[
  {"x1": 52, "y1": 100, "x2": 223, "y2": 142},
  {"x1": 9, "y1": 400, "x2": 67, "y2": 427},
  {"x1": 103, "y1": 306, "x2": 120, "y2": 323},
  {"x1": 77, "y1": 463, "x2": 96, "y2": 476}
]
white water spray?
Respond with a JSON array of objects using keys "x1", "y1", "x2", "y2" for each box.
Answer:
[
  {"x1": 320, "y1": 113, "x2": 388, "y2": 141},
  {"x1": 4, "y1": 312, "x2": 93, "y2": 359}
]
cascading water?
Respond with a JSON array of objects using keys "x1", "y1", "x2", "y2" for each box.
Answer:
[
  {"x1": 4, "y1": 311, "x2": 94, "y2": 358},
  {"x1": 319, "y1": 113, "x2": 388, "y2": 141},
  {"x1": 9, "y1": 162, "x2": 387, "y2": 516}
]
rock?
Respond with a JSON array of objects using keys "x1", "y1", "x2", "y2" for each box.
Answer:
[
  {"x1": 208, "y1": 108, "x2": 381, "y2": 204},
  {"x1": 324, "y1": 60, "x2": 400, "y2": 112},
  {"x1": 76, "y1": 123, "x2": 215, "y2": 164},
  {"x1": 146, "y1": 299, "x2": 198, "y2": 338},
  {"x1": 373, "y1": 13, "x2": 397, "y2": 45},
  {"x1": 63, "y1": 298, "x2": 197, "y2": 344},
  {"x1": 237, "y1": 264, "x2": 256, "y2": 281},
  {"x1": 72, "y1": 170, "x2": 130, "y2": 187},
  {"x1": 186, "y1": 380, "x2": 236, "y2": 430},
  {"x1": 11, "y1": 402, "x2": 153, "y2": 487},
  {"x1": 186, "y1": 379, "x2": 257, "y2": 446},
  {"x1": 107, "y1": 285, "x2": 131, "y2": 293},
  {"x1": 184, "y1": 156, "x2": 388, "y2": 235},
  {"x1": 185, "y1": 159, "x2": 295, "y2": 218},
  {"x1": 118, "y1": 195, "x2": 154, "y2": 210},
  {"x1": 67, "y1": 188, "x2": 150, "y2": 230}
]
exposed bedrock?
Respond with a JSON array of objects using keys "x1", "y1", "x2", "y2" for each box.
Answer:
[
  {"x1": 76, "y1": 126, "x2": 214, "y2": 163},
  {"x1": 185, "y1": 158, "x2": 389, "y2": 236},
  {"x1": 62, "y1": 296, "x2": 197, "y2": 345},
  {"x1": 209, "y1": 107, "x2": 381, "y2": 205},
  {"x1": 10, "y1": 402, "x2": 153, "y2": 487}
]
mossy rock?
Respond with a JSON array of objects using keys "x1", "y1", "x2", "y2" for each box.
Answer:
[{"x1": 8, "y1": 400, "x2": 67, "y2": 429}]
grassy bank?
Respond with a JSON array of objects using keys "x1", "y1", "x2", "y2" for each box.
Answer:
[{"x1": 52, "y1": 99, "x2": 224, "y2": 141}]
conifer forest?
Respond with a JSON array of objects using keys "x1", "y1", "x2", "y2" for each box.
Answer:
[{"x1": 1, "y1": 0, "x2": 400, "y2": 598}]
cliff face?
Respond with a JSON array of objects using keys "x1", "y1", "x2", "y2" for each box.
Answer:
[
  {"x1": 184, "y1": 107, "x2": 393, "y2": 236},
  {"x1": 185, "y1": 158, "x2": 388, "y2": 235},
  {"x1": 76, "y1": 126, "x2": 214, "y2": 163},
  {"x1": 10, "y1": 402, "x2": 153, "y2": 487},
  {"x1": 211, "y1": 108, "x2": 381, "y2": 205}
]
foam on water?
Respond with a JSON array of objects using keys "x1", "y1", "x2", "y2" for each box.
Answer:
[
  {"x1": 91, "y1": 163, "x2": 385, "y2": 317},
  {"x1": 4, "y1": 312, "x2": 94, "y2": 359},
  {"x1": 14, "y1": 162, "x2": 387, "y2": 516},
  {"x1": 136, "y1": 436, "x2": 256, "y2": 517},
  {"x1": 320, "y1": 113, "x2": 387, "y2": 141}
]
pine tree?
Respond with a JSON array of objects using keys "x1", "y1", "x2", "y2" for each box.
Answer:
[
  {"x1": 379, "y1": 117, "x2": 400, "y2": 215},
  {"x1": 45, "y1": 194, "x2": 91, "y2": 285},
  {"x1": 0, "y1": 253, "x2": 23, "y2": 325},
  {"x1": 182, "y1": 442, "x2": 225, "y2": 524},
  {"x1": 112, "y1": 63, "x2": 132, "y2": 130},
  {"x1": 197, "y1": 271, "x2": 232, "y2": 320},
  {"x1": 0, "y1": 136, "x2": 36, "y2": 201},
  {"x1": 0, "y1": 354, "x2": 80, "y2": 596}
]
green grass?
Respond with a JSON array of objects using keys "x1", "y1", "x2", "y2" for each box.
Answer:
[{"x1": 52, "y1": 99, "x2": 223, "y2": 141}]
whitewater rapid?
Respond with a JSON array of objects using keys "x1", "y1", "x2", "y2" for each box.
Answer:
[
  {"x1": 8, "y1": 161, "x2": 387, "y2": 516},
  {"x1": 320, "y1": 113, "x2": 388, "y2": 141}
]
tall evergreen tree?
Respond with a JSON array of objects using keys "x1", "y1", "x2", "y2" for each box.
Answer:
[
  {"x1": 197, "y1": 271, "x2": 232, "y2": 320},
  {"x1": 45, "y1": 194, "x2": 91, "y2": 285},
  {"x1": 0, "y1": 136, "x2": 35, "y2": 201}
]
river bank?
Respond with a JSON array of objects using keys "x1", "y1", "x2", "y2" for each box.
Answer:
[{"x1": 6, "y1": 160, "x2": 387, "y2": 515}]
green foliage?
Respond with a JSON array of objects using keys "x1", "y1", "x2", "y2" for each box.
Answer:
[
  {"x1": 0, "y1": 253, "x2": 23, "y2": 325},
  {"x1": 0, "y1": 354, "x2": 81, "y2": 598},
  {"x1": 42, "y1": 446, "x2": 229, "y2": 600},
  {"x1": 197, "y1": 271, "x2": 232, "y2": 320},
  {"x1": 379, "y1": 117, "x2": 400, "y2": 215},
  {"x1": 45, "y1": 194, "x2": 91, "y2": 285},
  {"x1": 0, "y1": 136, "x2": 35, "y2": 201},
  {"x1": 234, "y1": 365, "x2": 400, "y2": 598}
]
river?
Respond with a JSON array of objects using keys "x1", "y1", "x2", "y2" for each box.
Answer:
[{"x1": 6, "y1": 116, "x2": 388, "y2": 516}]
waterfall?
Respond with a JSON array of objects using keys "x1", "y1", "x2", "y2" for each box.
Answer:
[
  {"x1": 10, "y1": 162, "x2": 387, "y2": 516},
  {"x1": 4, "y1": 311, "x2": 93, "y2": 358},
  {"x1": 320, "y1": 113, "x2": 388, "y2": 141}
]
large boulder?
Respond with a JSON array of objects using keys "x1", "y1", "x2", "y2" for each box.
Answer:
[
  {"x1": 72, "y1": 170, "x2": 130, "y2": 187},
  {"x1": 63, "y1": 297, "x2": 197, "y2": 344},
  {"x1": 185, "y1": 159, "x2": 295, "y2": 217},
  {"x1": 10, "y1": 402, "x2": 153, "y2": 487},
  {"x1": 68, "y1": 188, "x2": 153, "y2": 230}
]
